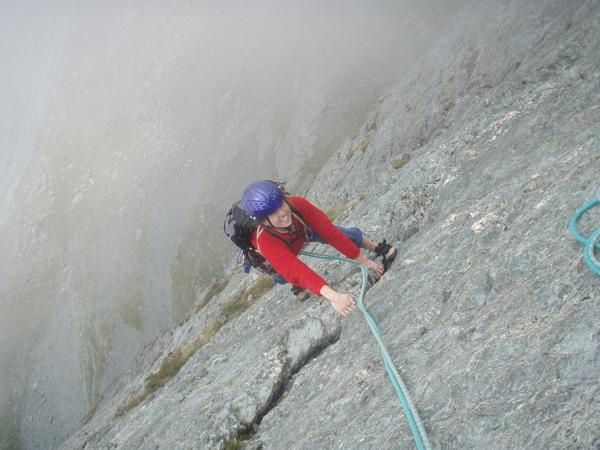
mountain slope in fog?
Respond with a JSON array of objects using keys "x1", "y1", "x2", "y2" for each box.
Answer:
[
  {"x1": 2, "y1": 2, "x2": 454, "y2": 449},
  {"x1": 61, "y1": 0, "x2": 600, "y2": 448}
]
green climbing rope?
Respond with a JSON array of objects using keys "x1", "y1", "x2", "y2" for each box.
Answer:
[
  {"x1": 301, "y1": 250, "x2": 432, "y2": 450},
  {"x1": 569, "y1": 199, "x2": 600, "y2": 276}
]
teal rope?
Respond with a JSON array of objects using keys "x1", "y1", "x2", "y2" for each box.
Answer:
[
  {"x1": 301, "y1": 250, "x2": 432, "y2": 450},
  {"x1": 569, "y1": 199, "x2": 600, "y2": 276}
]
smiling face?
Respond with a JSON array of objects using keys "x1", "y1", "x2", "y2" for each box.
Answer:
[{"x1": 263, "y1": 200, "x2": 292, "y2": 228}]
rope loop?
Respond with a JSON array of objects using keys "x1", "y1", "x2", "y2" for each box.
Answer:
[{"x1": 570, "y1": 199, "x2": 600, "y2": 275}]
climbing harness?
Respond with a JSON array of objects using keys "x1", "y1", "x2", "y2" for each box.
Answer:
[
  {"x1": 569, "y1": 198, "x2": 600, "y2": 276},
  {"x1": 301, "y1": 250, "x2": 432, "y2": 450}
]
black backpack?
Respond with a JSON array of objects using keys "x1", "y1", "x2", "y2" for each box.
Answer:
[{"x1": 224, "y1": 201, "x2": 276, "y2": 274}]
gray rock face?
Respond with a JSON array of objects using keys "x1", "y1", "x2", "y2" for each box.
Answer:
[{"x1": 61, "y1": 0, "x2": 600, "y2": 448}]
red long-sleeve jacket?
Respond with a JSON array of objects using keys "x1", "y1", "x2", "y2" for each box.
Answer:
[{"x1": 250, "y1": 196, "x2": 360, "y2": 294}]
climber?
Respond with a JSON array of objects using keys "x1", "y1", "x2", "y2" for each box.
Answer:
[{"x1": 239, "y1": 180, "x2": 397, "y2": 316}]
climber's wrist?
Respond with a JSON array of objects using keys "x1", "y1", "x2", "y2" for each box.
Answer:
[
  {"x1": 319, "y1": 285, "x2": 337, "y2": 302},
  {"x1": 355, "y1": 253, "x2": 370, "y2": 264}
]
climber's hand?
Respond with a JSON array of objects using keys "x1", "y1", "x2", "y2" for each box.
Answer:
[
  {"x1": 320, "y1": 285, "x2": 356, "y2": 316},
  {"x1": 356, "y1": 254, "x2": 384, "y2": 279}
]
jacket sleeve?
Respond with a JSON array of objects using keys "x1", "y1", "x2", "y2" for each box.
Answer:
[
  {"x1": 290, "y1": 197, "x2": 360, "y2": 259},
  {"x1": 257, "y1": 231, "x2": 329, "y2": 295}
]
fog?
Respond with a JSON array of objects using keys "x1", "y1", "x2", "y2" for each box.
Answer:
[{"x1": 0, "y1": 1, "x2": 468, "y2": 448}]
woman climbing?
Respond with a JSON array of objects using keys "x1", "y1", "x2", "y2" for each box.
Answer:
[{"x1": 240, "y1": 180, "x2": 397, "y2": 316}]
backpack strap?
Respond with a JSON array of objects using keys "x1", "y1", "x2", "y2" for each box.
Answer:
[
  {"x1": 291, "y1": 210, "x2": 312, "y2": 241},
  {"x1": 255, "y1": 224, "x2": 298, "y2": 255},
  {"x1": 254, "y1": 207, "x2": 312, "y2": 256},
  {"x1": 255, "y1": 225, "x2": 266, "y2": 254}
]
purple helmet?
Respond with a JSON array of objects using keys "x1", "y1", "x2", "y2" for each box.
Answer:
[{"x1": 241, "y1": 181, "x2": 285, "y2": 220}]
